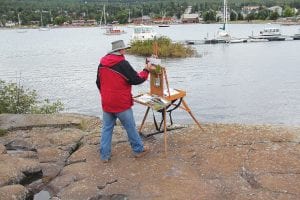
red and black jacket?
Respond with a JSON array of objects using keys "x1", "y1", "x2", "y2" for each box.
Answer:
[{"x1": 96, "y1": 54, "x2": 149, "y2": 113}]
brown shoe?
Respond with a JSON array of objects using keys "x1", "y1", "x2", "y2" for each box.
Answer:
[
  {"x1": 134, "y1": 146, "x2": 149, "y2": 158},
  {"x1": 102, "y1": 159, "x2": 110, "y2": 163}
]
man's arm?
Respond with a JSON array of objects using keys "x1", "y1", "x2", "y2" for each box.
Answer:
[
  {"x1": 96, "y1": 64, "x2": 101, "y2": 91},
  {"x1": 118, "y1": 60, "x2": 149, "y2": 85}
]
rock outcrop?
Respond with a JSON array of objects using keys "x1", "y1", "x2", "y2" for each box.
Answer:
[{"x1": 0, "y1": 114, "x2": 300, "y2": 200}]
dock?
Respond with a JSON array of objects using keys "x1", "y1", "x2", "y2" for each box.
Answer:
[{"x1": 182, "y1": 35, "x2": 299, "y2": 45}]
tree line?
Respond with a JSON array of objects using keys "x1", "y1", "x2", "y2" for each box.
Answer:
[{"x1": 1, "y1": 0, "x2": 300, "y2": 26}]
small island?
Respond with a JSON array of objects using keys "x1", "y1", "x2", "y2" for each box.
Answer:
[{"x1": 127, "y1": 36, "x2": 197, "y2": 58}]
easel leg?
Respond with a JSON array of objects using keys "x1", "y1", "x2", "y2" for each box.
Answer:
[
  {"x1": 163, "y1": 108, "x2": 167, "y2": 156},
  {"x1": 139, "y1": 107, "x2": 150, "y2": 133},
  {"x1": 182, "y1": 99, "x2": 205, "y2": 132}
]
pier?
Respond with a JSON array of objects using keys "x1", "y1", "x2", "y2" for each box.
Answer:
[{"x1": 183, "y1": 34, "x2": 300, "y2": 45}]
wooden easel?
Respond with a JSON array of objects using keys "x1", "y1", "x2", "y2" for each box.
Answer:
[{"x1": 135, "y1": 42, "x2": 204, "y2": 156}]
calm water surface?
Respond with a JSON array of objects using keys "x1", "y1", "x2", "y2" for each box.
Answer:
[{"x1": 1, "y1": 24, "x2": 300, "y2": 125}]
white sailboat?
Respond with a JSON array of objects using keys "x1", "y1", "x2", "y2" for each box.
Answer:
[
  {"x1": 39, "y1": 11, "x2": 50, "y2": 31},
  {"x1": 216, "y1": 0, "x2": 231, "y2": 42},
  {"x1": 204, "y1": 0, "x2": 247, "y2": 44},
  {"x1": 158, "y1": 11, "x2": 170, "y2": 27},
  {"x1": 128, "y1": 9, "x2": 132, "y2": 24},
  {"x1": 100, "y1": 5, "x2": 109, "y2": 29},
  {"x1": 204, "y1": 0, "x2": 230, "y2": 44},
  {"x1": 292, "y1": 28, "x2": 300, "y2": 40},
  {"x1": 16, "y1": 13, "x2": 27, "y2": 33},
  {"x1": 127, "y1": 9, "x2": 135, "y2": 28}
]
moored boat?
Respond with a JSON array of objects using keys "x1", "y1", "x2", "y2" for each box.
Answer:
[
  {"x1": 158, "y1": 24, "x2": 170, "y2": 27},
  {"x1": 131, "y1": 25, "x2": 156, "y2": 41},
  {"x1": 39, "y1": 12, "x2": 50, "y2": 31},
  {"x1": 230, "y1": 38, "x2": 248, "y2": 43},
  {"x1": 16, "y1": 13, "x2": 27, "y2": 33},
  {"x1": 292, "y1": 29, "x2": 300, "y2": 40},
  {"x1": 204, "y1": 37, "x2": 229, "y2": 44},
  {"x1": 204, "y1": 0, "x2": 231, "y2": 44},
  {"x1": 104, "y1": 26, "x2": 126, "y2": 35},
  {"x1": 249, "y1": 28, "x2": 286, "y2": 41},
  {"x1": 39, "y1": 26, "x2": 50, "y2": 31}
]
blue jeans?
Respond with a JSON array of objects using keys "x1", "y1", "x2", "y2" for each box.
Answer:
[{"x1": 100, "y1": 108, "x2": 145, "y2": 160}]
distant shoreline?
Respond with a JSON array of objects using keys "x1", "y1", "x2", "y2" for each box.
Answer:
[{"x1": 1, "y1": 20, "x2": 300, "y2": 30}]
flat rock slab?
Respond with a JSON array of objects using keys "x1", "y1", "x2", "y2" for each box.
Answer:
[
  {"x1": 0, "y1": 113, "x2": 97, "y2": 131},
  {"x1": 0, "y1": 185, "x2": 29, "y2": 200},
  {"x1": 0, "y1": 114, "x2": 300, "y2": 200},
  {"x1": 0, "y1": 155, "x2": 41, "y2": 187}
]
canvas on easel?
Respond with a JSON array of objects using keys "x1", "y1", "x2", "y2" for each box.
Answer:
[{"x1": 150, "y1": 66, "x2": 164, "y2": 97}]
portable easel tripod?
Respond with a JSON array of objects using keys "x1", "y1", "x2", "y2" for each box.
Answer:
[{"x1": 137, "y1": 42, "x2": 204, "y2": 155}]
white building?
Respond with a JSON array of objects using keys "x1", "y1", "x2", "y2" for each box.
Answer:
[
  {"x1": 181, "y1": 14, "x2": 199, "y2": 23},
  {"x1": 185, "y1": 6, "x2": 193, "y2": 14},
  {"x1": 5, "y1": 21, "x2": 16, "y2": 27},
  {"x1": 268, "y1": 6, "x2": 283, "y2": 16}
]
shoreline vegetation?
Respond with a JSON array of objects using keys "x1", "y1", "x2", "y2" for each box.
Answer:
[
  {"x1": 128, "y1": 36, "x2": 196, "y2": 58},
  {"x1": 1, "y1": 19, "x2": 300, "y2": 30},
  {"x1": 1, "y1": 0, "x2": 299, "y2": 29},
  {"x1": 0, "y1": 80, "x2": 64, "y2": 114}
]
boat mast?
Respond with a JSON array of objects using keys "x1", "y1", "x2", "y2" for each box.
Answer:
[
  {"x1": 40, "y1": 12, "x2": 43, "y2": 27},
  {"x1": 18, "y1": 13, "x2": 21, "y2": 26},
  {"x1": 100, "y1": 5, "x2": 107, "y2": 26},
  {"x1": 223, "y1": 0, "x2": 227, "y2": 30},
  {"x1": 50, "y1": 10, "x2": 53, "y2": 24},
  {"x1": 225, "y1": 0, "x2": 228, "y2": 26},
  {"x1": 162, "y1": 11, "x2": 166, "y2": 24},
  {"x1": 100, "y1": 10, "x2": 103, "y2": 26},
  {"x1": 141, "y1": 9, "x2": 143, "y2": 24},
  {"x1": 103, "y1": 5, "x2": 106, "y2": 25},
  {"x1": 128, "y1": 9, "x2": 131, "y2": 23}
]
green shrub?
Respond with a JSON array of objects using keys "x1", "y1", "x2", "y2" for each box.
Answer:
[
  {"x1": 0, "y1": 80, "x2": 64, "y2": 114},
  {"x1": 128, "y1": 36, "x2": 196, "y2": 58}
]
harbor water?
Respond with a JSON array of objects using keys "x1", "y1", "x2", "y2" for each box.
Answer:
[{"x1": 0, "y1": 23, "x2": 300, "y2": 125}]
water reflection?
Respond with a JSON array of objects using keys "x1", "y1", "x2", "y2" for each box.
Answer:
[{"x1": 34, "y1": 190, "x2": 50, "y2": 200}]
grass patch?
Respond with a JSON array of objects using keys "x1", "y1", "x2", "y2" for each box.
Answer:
[
  {"x1": 128, "y1": 36, "x2": 196, "y2": 58},
  {"x1": 0, "y1": 129, "x2": 7, "y2": 137}
]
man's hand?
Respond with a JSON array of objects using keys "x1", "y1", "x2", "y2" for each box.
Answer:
[{"x1": 145, "y1": 63, "x2": 156, "y2": 71}]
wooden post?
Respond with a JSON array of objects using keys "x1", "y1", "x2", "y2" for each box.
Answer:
[
  {"x1": 139, "y1": 107, "x2": 150, "y2": 133},
  {"x1": 163, "y1": 68, "x2": 171, "y2": 97},
  {"x1": 163, "y1": 108, "x2": 167, "y2": 156},
  {"x1": 182, "y1": 99, "x2": 204, "y2": 132}
]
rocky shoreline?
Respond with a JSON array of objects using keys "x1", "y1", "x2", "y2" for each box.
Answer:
[{"x1": 0, "y1": 114, "x2": 299, "y2": 200}]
